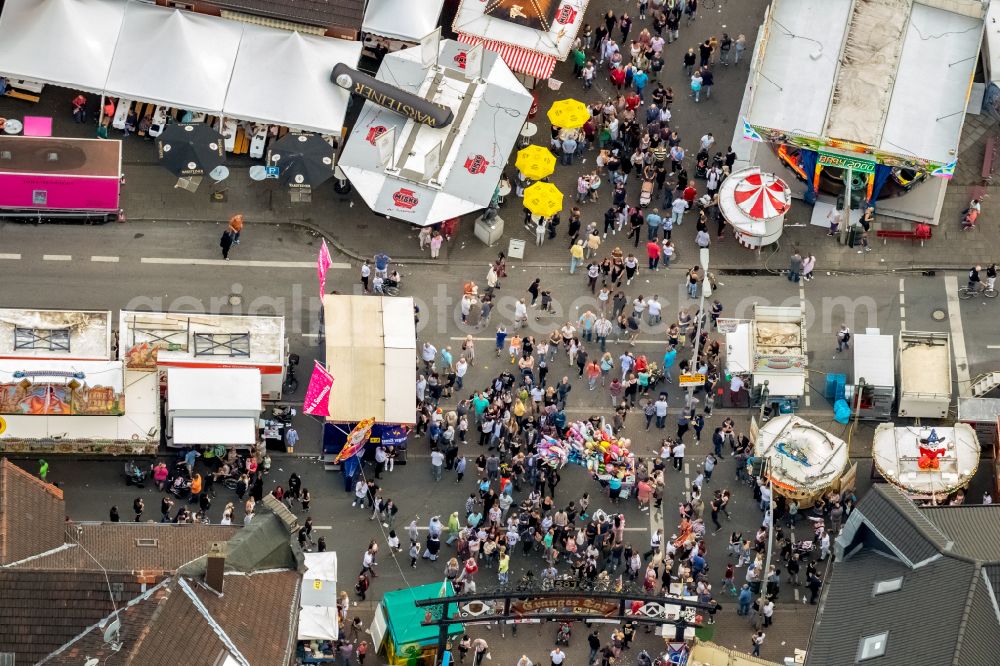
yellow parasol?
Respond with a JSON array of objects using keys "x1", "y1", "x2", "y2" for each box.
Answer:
[
  {"x1": 514, "y1": 145, "x2": 556, "y2": 181},
  {"x1": 523, "y1": 182, "x2": 564, "y2": 217},
  {"x1": 547, "y1": 99, "x2": 590, "y2": 129}
]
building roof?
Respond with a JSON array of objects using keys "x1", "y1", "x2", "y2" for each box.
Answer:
[
  {"x1": 747, "y1": 0, "x2": 985, "y2": 166},
  {"x1": 0, "y1": 569, "x2": 148, "y2": 665},
  {"x1": 808, "y1": 484, "x2": 1000, "y2": 666},
  {"x1": 7, "y1": 522, "x2": 238, "y2": 573},
  {"x1": 0, "y1": 458, "x2": 64, "y2": 565},
  {"x1": 209, "y1": 0, "x2": 364, "y2": 31},
  {"x1": 41, "y1": 571, "x2": 301, "y2": 665}
]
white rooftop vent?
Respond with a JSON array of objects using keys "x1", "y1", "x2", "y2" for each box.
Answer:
[{"x1": 858, "y1": 632, "x2": 888, "y2": 661}]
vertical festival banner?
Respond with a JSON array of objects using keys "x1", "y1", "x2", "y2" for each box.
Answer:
[
  {"x1": 317, "y1": 239, "x2": 333, "y2": 297},
  {"x1": 302, "y1": 361, "x2": 334, "y2": 417}
]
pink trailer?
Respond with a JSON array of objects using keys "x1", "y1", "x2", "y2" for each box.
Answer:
[{"x1": 0, "y1": 136, "x2": 122, "y2": 223}]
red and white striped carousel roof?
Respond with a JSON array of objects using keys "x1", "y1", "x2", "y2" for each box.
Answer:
[{"x1": 732, "y1": 171, "x2": 791, "y2": 220}]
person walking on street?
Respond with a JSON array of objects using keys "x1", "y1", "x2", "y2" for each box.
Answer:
[
  {"x1": 751, "y1": 631, "x2": 766, "y2": 657},
  {"x1": 788, "y1": 251, "x2": 802, "y2": 282},
  {"x1": 836, "y1": 324, "x2": 851, "y2": 353},
  {"x1": 472, "y1": 638, "x2": 490, "y2": 666},
  {"x1": 361, "y1": 260, "x2": 372, "y2": 293},
  {"x1": 220, "y1": 226, "x2": 235, "y2": 260}
]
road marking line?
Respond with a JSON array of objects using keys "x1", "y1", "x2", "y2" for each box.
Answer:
[
  {"x1": 899, "y1": 279, "x2": 906, "y2": 329},
  {"x1": 898, "y1": 293, "x2": 905, "y2": 305},
  {"x1": 314, "y1": 526, "x2": 334, "y2": 530},
  {"x1": 987, "y1": 345, "x2": 1000, "y2": 349},
  {"x1": 944, "y1": 275, "x2": 972, "y2": 397},
  {"x1": 43, "y1": 254, "x2": 72, "y2": 261},
  {"x1": 899, "y1": 306, "x2": 905, "y2": 319},
  {"x1": 141, "y1": 257, "x2": 351, "y2": 269},
  {"x1": 0, "y1": 253, "x2": 21, "y2": 260},
  {"x1": 91, "y1": 255, "x2": 120, "y2": 263},
  {"x1": 301, "y1": 333, "x2": 322, "y2": 338}
]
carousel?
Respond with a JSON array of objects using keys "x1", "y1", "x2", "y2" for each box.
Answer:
[
  {"x1": 752, "y1": 414, "x2": 850, "y2": 507},
  {"x1": 872, "y1": 423, "x2": 981, "y2": 503},
  {"x1": 718, "y1": 167, "x2": 791, "y2": 250}
]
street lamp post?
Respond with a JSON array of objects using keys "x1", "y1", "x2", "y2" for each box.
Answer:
[{"x1": 687, "y1": 248, "x2": 711, "y2": 406}]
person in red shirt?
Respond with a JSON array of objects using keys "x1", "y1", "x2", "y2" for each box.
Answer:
[
  {"x1": 610, "y1": 66, "x2": 626, "y2": 91},
  {"x1": 625, "y1": 91, "x2": 641, "y2": 111},
  {"x1": 683, "y1": 184, "x2": 697, "y2": 206},
  {"x1": 646, "y1": 240, "x2": 661, "y2": 269}
]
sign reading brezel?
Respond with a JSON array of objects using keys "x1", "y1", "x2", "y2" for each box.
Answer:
[{"x1": 331, "y1": 64, "x2": 454, "y2": 128}]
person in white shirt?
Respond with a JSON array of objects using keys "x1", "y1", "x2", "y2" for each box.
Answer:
[
  {"x1": 729, "y1": 374, "x2": 744, "y2": 406},
  {"x1": 700, "y1": 132, "x2": 715, "y2": 152},
  {"x1": 550, "y1": 647, "x2": 566, "y2": 665},
  {"x1": 671, "y1": 197, "x2": 689, "y2": 226},
  {"x1": 514, "y1": 299, "x2": 528, "y2": 328},
  {"x1": 353, "y1": 479, "x2": 368, "y2": 508},
  {"x1": 455, "y1": 357, "x2": 469, "y2": 389},
  {"x1": 430, "y1": 449, "x2": 445, "y2": 481},
  {"x1": 647, "y1": 296, "x2": 662, "y2": 325}
]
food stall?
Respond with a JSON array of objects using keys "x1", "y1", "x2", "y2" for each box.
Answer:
[
  {"x1": 0, "y1": 308, "x2": 158, "y2": 454},
  {"x1": 322, "y1": 295, "x2": 416, "y2": 476},
  {"x1": 362, "y1": 0, "x2": 445, "y2": 53},
  {"x1": 750, "y1": 414, "x2": 852, "y2": 507},
  {"x1": 338, "y1": 39, "x2": 532, "y2": 226},
  {"x1": 847, "y1": 332, "x2": 895, "y2": 420},
  {"x1": 725, "y1": 305, "x2": 807, "y2": 414},
  {"x1": 370, "y1": 583, "x2": 463, "y2": 666},
  {"x1": 119, "y1": 311, "x2": 287, "y2": 401},
  {"x1": 872, "y1": 424, "x2": 980, "y2": 503},
  {"x1": 717, "y1": 167, "x2": 791, "y2": 249},
  {"x1": 165, "y1": 367, "x2": 261, "y2": 450},
  {"x1": 452, "y1": 0, "x2": 591, "y2": 85},
  {"x1": 297, "y1": 552, "x2": 340, "y2": 664}
]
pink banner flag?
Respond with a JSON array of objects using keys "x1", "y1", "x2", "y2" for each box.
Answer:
[
  {"x1": 317, "y1": 239, "x2": 333, "y2": 297},
  {"x1": 302, "y1": 361, "x2": 334, "y2": 416}
]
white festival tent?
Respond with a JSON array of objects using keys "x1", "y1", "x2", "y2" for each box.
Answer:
[
  {"x1": 339, "y1": 39, "x2": 532, "y2": 226},
  {"x1": 0, "y1": 0, "x2": 361, "y2": 135},
  {"x1": 362, "y1": 0, "x2": 445, "y2": 43}
]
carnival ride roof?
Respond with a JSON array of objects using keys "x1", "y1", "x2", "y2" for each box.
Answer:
[
  {"x1": 872, "y1": 424, "x2": 981, "y2": 498},
  {"x1": 754, "y1": 414, "x2": 848, "y2": 495}
]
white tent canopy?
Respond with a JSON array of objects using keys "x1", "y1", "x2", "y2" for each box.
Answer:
[
  {"x1": 225, "y1": 26, "x2": 361, "y2": 135},
  {"x1": 363, "y1": 0, "x2": 444, "y2": 43},
  {"x1": 0, "y1": 0, "x2": 126, "y2": 93},
  {"x1": 0, "y1": 0, "x2": 361, "y2": 135},
  {"x1": 299, "y1": 551, "x2": 339, "y2": 641},
  {"x1": 105, "y1": 2, "x2": 244, "y2": 114}
]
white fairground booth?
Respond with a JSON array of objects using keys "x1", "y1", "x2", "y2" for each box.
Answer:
[
  {"x1": 165, "y1": 367, "x2": 262, "y2": 450},
  {"x1": 0, "y1": 308, "x2": 158, "y2": 454}
]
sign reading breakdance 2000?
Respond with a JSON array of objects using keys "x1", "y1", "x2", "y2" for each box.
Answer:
[{"x1": 331, "y1": 63, "x2": 454, "y2": 128}]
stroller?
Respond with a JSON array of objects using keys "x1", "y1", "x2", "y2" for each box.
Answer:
[{"x1": 639, "y1": 179, "x2": 654, "y2": 207}]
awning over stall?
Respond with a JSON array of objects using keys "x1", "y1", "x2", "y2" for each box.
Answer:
[
  {"x1": 0, "y1": 0, "x2": 126, "y2": 93},
  {"x1": 172, "y1": 416, "x2": 257, "y2": 445},
  {"x1": 225, "y1": 25, "x2": 362, "y2": 135},
  {"x1": 363, "y1": 0, "x2": 444, "y2": 43},
  {"x1": 456, "y1": 34, "x2": 556, "y2": 80},
  {"x1": 0, "y1": 0, "x2": 362, "y2": 135}
]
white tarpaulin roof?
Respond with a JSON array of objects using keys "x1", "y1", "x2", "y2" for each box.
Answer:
[
  {"x1": 171, "y1": 416, "x2": 257, "y2": 445},
  {"x1": 363, "y1": 0, "x2": 444, "y2": 43},
  {"x1": 340, "y1": 39, "x2": 531, "y2": 226},
  {"x1": 0, "y1": 0, "x2": 125, "y2": 93},
  {"x1": 298, "y1": 607, "x2": 339, "y2": 641},
  {"x1": 0, "y1": 0, "x2": 361, "y2": 134},
  {"x1": 105, "y1": 2, "x2": 244, "y2": 113},
  {"x1": 323, "y1": 295, "x2": 416, "y2": 424},
  {"x1": 225, "y1": 25, "x2": 362, "y2": 135},
  {"x1": 299, "y1": 552, "x2": 339, "y2": 640},
  {"x1": 748, "y1": 0, "x2": 984, "y2": 166}
]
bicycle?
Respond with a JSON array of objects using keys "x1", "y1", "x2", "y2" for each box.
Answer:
[{"x1": 958, "y1": 283, "x2": 998, "y2": 299}]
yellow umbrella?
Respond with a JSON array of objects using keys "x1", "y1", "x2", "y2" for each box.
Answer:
[
  {"x1": 523, "y1": 182, "x2": 564, "y2": 218},
  {"x1": 514, "y1": 145, "x2": 556, "y2": 181},
  {"x1": 547, "y1": 99, "x2": 590, "y2": 129}
]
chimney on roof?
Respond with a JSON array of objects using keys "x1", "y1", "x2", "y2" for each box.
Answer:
[{"x1": 205, "y1": 542, "x2": 226, "y2": 594}]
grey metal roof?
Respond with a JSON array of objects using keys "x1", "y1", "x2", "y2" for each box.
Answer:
[
  {"x1": 807, "y1": 551, "x2": 978, "y2": 666},
  {"x1": 854, "y1": 485, "x2": 953, "y2": 565},
  {"x1": 921, "y1": 504, "x2": 1000, "y2": 562},
  {"x1": 953, "y1": 574, "x2": 1000, "y2": 666}
]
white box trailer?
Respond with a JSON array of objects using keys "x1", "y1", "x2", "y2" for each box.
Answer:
[
  {"x1": 898, "y1": 330, "x2": 952, "y2": 419},
  {"x1": 848, "y1": 332, "x2": 895, "y2": 420},
  {"x1": 165, "y1": 367, "x2": 262, "y2": 449}
]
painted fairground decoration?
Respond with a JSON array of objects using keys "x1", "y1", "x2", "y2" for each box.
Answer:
[
  {"x1": 453, "y1": 51, "x2": 467, "y2": 69},
  {"x1": 743, "y1": 120, "x2": 947, "y2": 172},
  {"x1": 487, "y1": 0, "x2": 563, "y2": 30},
  {"x1": 393, "y1": 188, "x2": 420, "y2": 209},
  {"x1": 0, "y1": 371, "x2": 125, "y2": 416}
]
